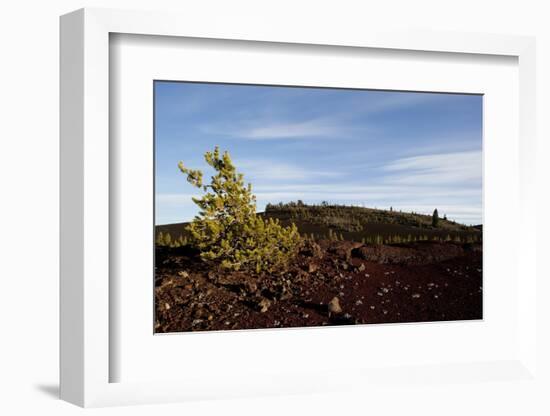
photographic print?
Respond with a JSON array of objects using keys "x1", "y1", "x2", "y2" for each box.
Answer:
[{"x1": 154, "y1": 81, "x2": 483, "y2": 333}]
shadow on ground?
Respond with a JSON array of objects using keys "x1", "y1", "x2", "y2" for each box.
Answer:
[{"x1": 35, "y1": 383, "x2": 59, "y2": 399}]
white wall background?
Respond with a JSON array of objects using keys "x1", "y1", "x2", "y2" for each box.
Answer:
[{"x1": 0, "y1": 1, "x2": 548, "y2": 415}]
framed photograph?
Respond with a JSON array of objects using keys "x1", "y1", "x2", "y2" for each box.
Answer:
[
  {"x1": 153, "y1": 81, "x2": 484, "y2": 333},
  {"x1": 60, "y1": 8, "x2": 538, "y2": 408}
]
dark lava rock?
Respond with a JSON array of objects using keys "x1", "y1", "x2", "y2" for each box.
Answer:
[
  {"x1": 308, "y1": 262, "x2": 319, "y2": 273},
  {"x1": 300, "y1": 240, "x2": 324, "y2": 259},
  {"x1": 353, "y1": 245, "x2": 416, "y2": 264},
  {"x1": 352, "y1": 242, "x2": 465, "y2": 266},
  {"x1": 328, "y1": 241, "x2": 363, "y2": 261}
]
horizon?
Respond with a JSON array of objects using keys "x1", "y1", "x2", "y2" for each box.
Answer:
[
  {"x1": 155, "y1": 82, "x2": 483, "y2": 225},
  {"x1": 157, "y1": 201, "x2": 482, "y2": 228}
]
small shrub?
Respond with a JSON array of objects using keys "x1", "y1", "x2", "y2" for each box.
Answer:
[{"x1": 156, "y1": 231, "x2": 165, "y2": 246}]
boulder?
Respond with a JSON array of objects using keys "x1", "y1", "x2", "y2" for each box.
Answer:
[{"x1": 328, "y1": 241, "x2": 363, "y2": 261}]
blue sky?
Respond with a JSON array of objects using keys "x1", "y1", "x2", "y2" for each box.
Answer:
[{"x1": 155, "y1": 81, "x2": 482, "y2": 225}]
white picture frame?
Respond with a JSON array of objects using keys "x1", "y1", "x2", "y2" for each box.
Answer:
[{"x1": 60, "y1": 7, "x2": 538, "y2": 408}]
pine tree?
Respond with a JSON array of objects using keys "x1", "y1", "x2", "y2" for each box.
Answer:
[
  {"x1": 178, "y1": 147, "x2": 302, "y2": 273},
  {"x1": 432, "y1": 208, "x2": 439, "y2": 228}
]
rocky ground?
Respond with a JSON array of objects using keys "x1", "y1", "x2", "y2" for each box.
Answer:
[{"x1": 155, "y1": 240, "x2": 482, "y2": 333}]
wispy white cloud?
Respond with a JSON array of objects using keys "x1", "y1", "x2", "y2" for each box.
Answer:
[
  {"x1": 251, "y1": 186, "x2": 480, "y2": 209},
  {"x1": 237, "y1": 159, "x2": 343, "y2": 181},
  {"x1": 239, "y1": 119, "x2": 338, "y2": 139},
  {"x1": 201, "y1": 117, "x2": 364, "y2": 140},
  {"x1": 382, "y1": 150, "x2": 482, "y2": 185},
  {"x1": 252, "y1": 183, "x2": 477, "y2": 195},
  {"x1": 200, "y1": 91, "x2": 436, "y2": 141}
]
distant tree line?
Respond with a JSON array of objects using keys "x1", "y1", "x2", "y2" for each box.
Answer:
[{"x1": 265, "y1": 201, "x2": 469, "y2": 233}]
